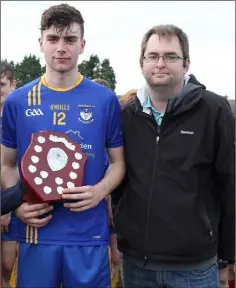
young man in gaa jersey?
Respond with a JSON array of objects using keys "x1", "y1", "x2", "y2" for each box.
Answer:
[
  {"x1": 1, "y1": 4, "x2": 125, "y2": 288},
  {"x1": 0, "y1": 60, "x2": 18, "y2": 288}
]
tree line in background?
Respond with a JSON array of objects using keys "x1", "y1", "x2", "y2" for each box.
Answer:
[{"x1": 9, "y1": 54, "x2": 117, "y2": 91}]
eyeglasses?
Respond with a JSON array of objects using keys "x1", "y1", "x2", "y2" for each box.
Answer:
[{"x1": 143, "y1": 54, "x2": 185, "y2": 64}]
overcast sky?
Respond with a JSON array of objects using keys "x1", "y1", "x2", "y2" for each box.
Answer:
[{"x1": 1, "y1": 1, "x2": 235, "y2": 98}]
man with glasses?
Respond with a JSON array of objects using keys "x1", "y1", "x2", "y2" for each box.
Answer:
[{"x1": 112, "y1": 24, "x2": 235, "y2": 288}]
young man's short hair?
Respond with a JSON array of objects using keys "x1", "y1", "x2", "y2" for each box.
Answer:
[
  {"x1": 0, "y1": 60, "x2": 14, "y2": 83},
  {"x1": 40, "y1": 3, "x2": 85, "y2": 38}
]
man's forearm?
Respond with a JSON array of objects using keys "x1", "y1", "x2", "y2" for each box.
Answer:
[
  {"x1": 1, "y1": 182, "x2": 25, "y2": 215},
  {"x1": 1, "y1": 165, "x2": 19, "y2": 190},
  {"x1": 95, "y1": 160, "x2": 126, "y2": 200}
]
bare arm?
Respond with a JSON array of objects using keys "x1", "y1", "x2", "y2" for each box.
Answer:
[
  {"x1": 95, "y1": 146, "x2": 126, "y2": 200},
  {"x1": 1, "y1": 145, "x2": 19, "y2": 190},
  {"x1": 62, "y1": 146, "x2": 126, "y2": 212}
]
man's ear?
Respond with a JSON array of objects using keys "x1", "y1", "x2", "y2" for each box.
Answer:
[
  {"x1": 184, "y1": 57, "x2": 190, "y2": 72},
  {"x1": 11, "y1": 80, "x2": 17, "y2": 90},
  {"x1": 79, "y1": 39, "x2": 86, "y2": 54}
]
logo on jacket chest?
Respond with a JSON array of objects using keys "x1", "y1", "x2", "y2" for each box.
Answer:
[
  {"x1": 78, "y1": 105, "x2": 95, "y2": 124},
  {"x1": 180, "y1": 130, "x2": 195, "y2": 135}
]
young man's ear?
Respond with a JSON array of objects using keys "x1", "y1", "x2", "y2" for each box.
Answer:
[
  {"x1": 39, "y1": 37, "x2": 43, "y2": 53},
  {"x1": 79, "y1": 39, "x2": 86, "y2": 54},
  {"x1": 11, "y1": 80, "x2": 17, "y2": 90}
]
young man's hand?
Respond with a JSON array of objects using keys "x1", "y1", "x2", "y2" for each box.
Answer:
[
  {"x1": 0, "y1": 214, "x2": 11, "y2": 233},
  {"x1": 62, "y1": 185, "x2": 103, "y2": 212},
  {"x1": 15, "y1": 202, "x2": 53, "y2": 228}
]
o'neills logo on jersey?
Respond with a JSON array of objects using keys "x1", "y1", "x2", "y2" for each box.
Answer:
[
  {"x1": 78, "y1": 104, "x2": 95, "y2": 124},
  {"x1": 25, "y1": 108, "x2": 44, "y2": 117}
]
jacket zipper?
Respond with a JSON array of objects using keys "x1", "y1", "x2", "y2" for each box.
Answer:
[
  {"x1": 143, "y1": 124, "x2": 161, "y2": 265},
  {"x1": 202, "y1": 206, "x2": 213, "y2": 238},
  {"x1": 135, "y1": 99, "x2": 199, "y2": 265}
]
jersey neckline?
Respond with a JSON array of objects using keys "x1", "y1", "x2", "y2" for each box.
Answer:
[{"x1": 40, "y1": 73, "x2": 83, "y2": 92}]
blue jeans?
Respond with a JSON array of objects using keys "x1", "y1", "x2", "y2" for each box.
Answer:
[{"x1": 123, "y1": 257, "x2": 220, "y2": 288}]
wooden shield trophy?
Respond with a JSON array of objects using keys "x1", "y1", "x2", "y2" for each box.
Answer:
[{"x1": 21, "y1": 131, "x2": 87, "y2": 203}]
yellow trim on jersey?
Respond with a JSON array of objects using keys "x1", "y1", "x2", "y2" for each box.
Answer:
[
  {"x1": 37, "y1": 81, "x2": 42, "y2": 105},
  {"x1": 27, "y1": 90, "x2": 31, "y2": 106},
  {"x1": 27, "y1": 82, "x2": 41, "y2": 106},
  {"x1": 32, "y1": 85, "x2": 37, "y2": 106},
  {"x1": 9, "y1": 243, "x2": 18, "y2": 288},
  {"x1": 26, "y1": 224, "x2": 29, "y2": 243},
  {"x1": 40, "y1": 73, "x2": 83, "y2": 91},
  {"x1": 26, "y1": 225, "x2": 38, "y2": 244},
  {"x1": 34, "y1": 227, "x2": 38, "y2": 244},
  {"x1": 30, "y1": 226, "x2": 34, "y2": 244},
  {"x1": 109, "y1": 247, "x2": 117, "y2": 288}
]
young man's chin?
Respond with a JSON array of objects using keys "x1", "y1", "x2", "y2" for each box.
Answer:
[
  {"x1": 54, "y1": 65, "x2": 74, "y2": 73},
  {"x1": 54, "y1": 67, "x2": 71, "y2": 73}
]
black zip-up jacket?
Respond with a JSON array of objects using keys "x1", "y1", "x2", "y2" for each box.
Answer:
[
  {"x1": 112, "y1": 75, "x2": 235, "y2": 264},
  {"x1": 1, "y1": 181, "x2": 26, "y2": 215}
]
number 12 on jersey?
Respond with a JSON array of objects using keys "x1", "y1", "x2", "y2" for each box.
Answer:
[{"x1": 53, "y1": 112, "x2": 66, "y2": 125}]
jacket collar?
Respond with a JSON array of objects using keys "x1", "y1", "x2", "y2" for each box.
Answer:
[{"x1": 134, "y1": 74, "x2": 204, "y2": 116}]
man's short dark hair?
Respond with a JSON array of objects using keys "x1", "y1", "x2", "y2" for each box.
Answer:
[
  {"x1": 0, "y1": 60, "x2": 14, "y2": 83},
  {"x1": 40, "y1": 3, "x2": 84, "y2": 37},
  {"x1": 140, "y1": 24, "x2": 189, "y2": 67}
]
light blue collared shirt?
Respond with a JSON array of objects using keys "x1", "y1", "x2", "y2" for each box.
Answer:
[
  {"x1": 142, "y1": 96, "x2": 164, "y2": 126},
  {"x1": 140, "y1": 76, "x2": 191, "y2": 126}
]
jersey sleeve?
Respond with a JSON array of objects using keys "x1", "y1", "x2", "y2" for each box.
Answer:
[
  {"x1": 1, "y1": 96, "x2": 17, "y2": 149},
  {"x1": 106, "y1": 93, "x2": 123, "y2": 148}
]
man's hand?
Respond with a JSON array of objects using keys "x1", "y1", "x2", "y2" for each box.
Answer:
[
  {"x1": 219, "y1": 267, "x2": 229, "y2": 288},
  {"x1": 110, "y1": 247, "x2": 122, "y2": 282},
  {"x1": 62, "y1": 185, "x2": 103, "y2": 212},
  {"x1": 15, "y1": 202, "x2": 53, "y2": 228},
  {"x1": 0, "y1": 214, "x2": 11, "y2": 233}
]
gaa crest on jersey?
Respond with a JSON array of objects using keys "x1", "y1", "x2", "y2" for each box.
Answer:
[
  {"x1": 78, "y1": 105, "x2": 95, "y2": 124},
  {"x1": 21, "y1": 130, "x2": 87, "y2": 203}
]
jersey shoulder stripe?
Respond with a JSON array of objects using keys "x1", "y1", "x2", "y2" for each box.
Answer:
[{"x1": 5, "y1": 77, "x2": 41, "y2": 106}]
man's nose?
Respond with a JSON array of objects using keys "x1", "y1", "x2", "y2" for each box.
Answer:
[
  {"x1": 156, "y1": 56, "x2": 166, "y2": 68},
  {"x1": 56, "y1": 40, "x2": 67, "y2": 53}
]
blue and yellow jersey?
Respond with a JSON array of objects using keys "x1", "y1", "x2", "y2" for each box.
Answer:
[{"x1": 1, "y1": 74, "x2": 123, "y2": 245}]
